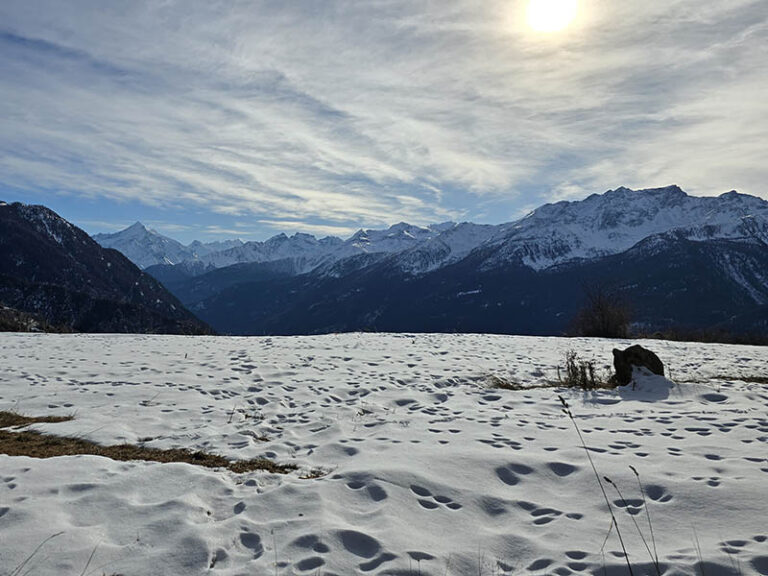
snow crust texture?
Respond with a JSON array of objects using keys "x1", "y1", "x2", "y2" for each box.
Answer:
[{"x1": 1, "y1": 333, "x2": 767, "y2": 575}]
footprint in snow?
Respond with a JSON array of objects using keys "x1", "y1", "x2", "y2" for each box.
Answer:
[
  {"x1": 238, "y1": 532, "x2": 263, "y2": 559},
  {"x1": 336, "y1": 529, "x2": 381, "y2": 559},
  {"x1": 359, "y1": 551, "x2": 398, "y2": 572},
  {"x1": 530, "y1": 506, "x2": 563, "y2": 525},
  {"x1": 701, "y1": 392, "x2": 728, "y2": 403},
  {"x1": 644, "y1": 484, "x2": 672, "y2": 502},
  {"x1": 547, "y1": 461, "x2": 578, "y2": 477},
  {"x1": 295, "y1": 556, "x2": 325, "y2": 572},
  {"x1": 346, "y1": 477, "x2": 388, "y2": 503},
  {"x1": 518, "y1": 500, "x2": 563, "y2": 525},
  {"x1": 527, "y1": 558, "x2": 554, "y2": 571},
  {"x1": 289, "y1": 533, "x2": 331, "y2": 554},
  {"x1": 612, "y1": 498, "x2": 644, "y2": 516},
  {"x1": 410, "y1": 484, "x2": 462, "y2": 510},
  {"x1": 495, "y1": 462, "x2": 534, "y2": 486}
]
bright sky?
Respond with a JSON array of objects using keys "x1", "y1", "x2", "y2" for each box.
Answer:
[{"x1": 1, "y1": 1, "x2": 766, "y2": 243}]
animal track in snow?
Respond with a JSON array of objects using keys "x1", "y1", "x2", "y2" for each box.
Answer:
[
  {"x1": 345, "y1": 476, "x2": 389, "y2": 503},
  {"x1": 495, "y1": 462, "x2": 534, "y2": 486},
  {"x1": 409, "y1": 484, "x2": 463, "y2": 511},
  {"x1": 644, "y1": 484, "x2": 673, "y2": 503},
  {"x1": 238, "y1": 531, "x2": 263, "y2": 559}
]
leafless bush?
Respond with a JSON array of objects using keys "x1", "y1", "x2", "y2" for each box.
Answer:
[
  {"x1": 571, "y1": 285, "x2": 631, "y2": 339},
  {"x1": 559, "y1": 350, "x2": 603, "y2": 389}
]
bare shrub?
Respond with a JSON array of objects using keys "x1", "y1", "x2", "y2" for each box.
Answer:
[
  {"x1": 571, "y1": 285, "x2": 631, "y2": 339},
  {"x1": 559, "y1": 350, "x2": 603, "y2": 389}
]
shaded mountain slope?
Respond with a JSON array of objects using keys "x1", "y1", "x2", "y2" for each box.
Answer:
[
  {"x1": 186, "y1": 235, "x2": 768, "y2": 336},
  {"x1": 0, "y1": 202, "x2": 211, "y2": 334}
]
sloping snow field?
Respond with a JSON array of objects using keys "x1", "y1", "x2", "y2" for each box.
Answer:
[{"x1": 1, "y1": 333, "x2": 767, "y2": 576}]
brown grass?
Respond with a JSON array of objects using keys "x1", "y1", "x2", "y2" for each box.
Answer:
[
  {"x1": 726, "y1": 375, "x2": 768, "y2": 384},
  {"x1": 485, "y1": 371, "x2": 616, "y2": 392},
  {"x1": 299, "y1": 467, "x2": 331, "y2": 480},
  {"x1": 485, "y1": 374, "x2": 526, "y2": 391},
  {"x1": 678, "y1": 375, "x2": 768, "y2": 385},
  {"x1": 0, "y1": 411, "x2": 74, "y2": 428},
  {"x1": 0, "y1": 411, "x2": 296, "y2": 474}
]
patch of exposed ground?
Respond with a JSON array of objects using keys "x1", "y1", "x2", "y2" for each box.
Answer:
[{"x1": 0, "y1": 411, "x2": 295, "y2": 474}]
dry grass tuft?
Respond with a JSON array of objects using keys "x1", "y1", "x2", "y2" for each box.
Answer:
[
  {"x1": 0, "y1": 411, "x2": 296, "y2": 474},
  {"x1": 721, "y1": 375, "x2": 768, "y2": 384},
  {"x1": 485, "y1": 374, "x2": 526, "y2": 391},
  {"x1": 299, "y1": 467, "x2": 331, "y2": 480},
  {"x1": 558, "y1": 350, "x2": 616, "y2": 390}
]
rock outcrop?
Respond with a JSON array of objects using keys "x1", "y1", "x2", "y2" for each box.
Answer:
[{"x1": 612, "y1": 345, "x2": 664, "y2": 385}]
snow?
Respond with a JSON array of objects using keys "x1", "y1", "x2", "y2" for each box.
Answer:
[
  {"x1": 390, "y1": 223, "x2": 501, "y2": 274},
  {"x1": 328, "y1": 223, "x2": 441, "y2": 263},
  {"x1": 93, "y1": 223, "x2": 194, "y2": 269},
  {"x1": 1, "y1": 333, "x2": 766, "y2": 575},
  {"x1": 16, "y1": 205, "x2": 71, "y2": 245},
  {"x1": 93, "y1": 224, "x2": 243, "y2": 270},
  {"x1": 93, "y1": 187, "x2": 768, "y2": 278},
  {"x1": 196, "y1": 232, "x2": 344, "y2": 272},
  {"x1": 188, "y1": 239, "x2": 244, "y2": 259},
  {"x1": 715, "y1": 250, "x2": 768, "y2": 305},
  {"x1": 483, "y1": 186, "x2": 768, "y2": 270}
]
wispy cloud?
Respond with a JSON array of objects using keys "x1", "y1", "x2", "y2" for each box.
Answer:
[
  {"x1": 256, "y1": 219, "x2": 359, "y2": 238},
  {"x1": 75, "y1": 219, "x2": 132, "y2": 233},
  {"x1": 0, "y1": 0, "x2": 766, "y2": 241}
]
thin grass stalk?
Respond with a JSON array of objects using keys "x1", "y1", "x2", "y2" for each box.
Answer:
[
  {"x1": 630, "y1": 465, "x2": 659, "y2": 570},
  {"x1": 724, "y1": 545, "x2": 742, "y2": 576},
  {"x1": 558, "y1": 396, "x2": 635, "y2": 576},
  {"x1": 78, "y1": 543, "x2": 99, "y2": 576},
  {"x1": 9, "y1": 532, "x2": 64, "y2": 576},
  {"x1": 693, "y1": 527, "x2": 706, "y2": 576},
  {"x1": 600, "y1": 519, "x2": 614, "y2": 555},
  {"x1": 605, "y1": 476, "x2": 661, "y2": 575},
  {"x1": 272, "y1": 528, "x2": 279, "y2": 576},
  {"x1": 443, "y1": 553, "x2": 453, "y2": 576}
]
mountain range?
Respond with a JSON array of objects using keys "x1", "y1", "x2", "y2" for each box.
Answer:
[
  {"x1": 93, "y1": 222, "x2": 244, "y2": 269},
  {"x1": 93, "y1": 185, "x2": 768, "y2": 337},
  {"x1": 0, "y1": 201, "x2": 211, "y2": 334}
]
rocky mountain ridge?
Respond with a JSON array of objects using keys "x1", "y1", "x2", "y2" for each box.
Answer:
[
  {"x1": 116, "y1": 185, "x2": 768, "y2": 336},
  {"x1": 97, "y1": 186, "x2": 768, "y2": 277}
]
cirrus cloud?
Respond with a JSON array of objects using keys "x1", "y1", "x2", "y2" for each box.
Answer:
[{"x1": 0, "y1": 0, "x2": 766, "y2": 242}]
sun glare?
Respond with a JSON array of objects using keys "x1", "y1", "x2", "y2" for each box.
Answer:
[{"x1": 527, "y1": 0, "x2": 579, "y2": 33}]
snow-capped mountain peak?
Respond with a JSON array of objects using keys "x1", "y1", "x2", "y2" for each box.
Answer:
[
  {"x1": 193, "y1": 231, "x2": 344, "y2": 272},
  {"x1": 187, "y1": 238, "x2": 244, "y2": 258},
  {"x1": 345, "y1": 222, "x2": 437, "y2": 253},
  {"x1": 93, "y1": 186, "x2": 768, "y2": 276},
  {"x1": 483, "y1": 185, "x2": 768, "y2": 270},
  {"x1": 387, "y1": 222, "x2": 500, "y2": 274},
  {"x1": 93, "y1": 222, "x2": 191, "y2": 269}
]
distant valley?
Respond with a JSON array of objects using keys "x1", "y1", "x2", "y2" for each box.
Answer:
[{"x1": 93, "y1": 186, "x2": 768, "y2": 338}]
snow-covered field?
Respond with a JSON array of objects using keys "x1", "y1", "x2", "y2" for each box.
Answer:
[{"x1": 1, "y1": 333, "x2": 767, "y2": 576}]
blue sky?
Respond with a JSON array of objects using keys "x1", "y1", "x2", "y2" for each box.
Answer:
[{"x1": 1, "y1": 1, "x2": 766, "y2": 243}]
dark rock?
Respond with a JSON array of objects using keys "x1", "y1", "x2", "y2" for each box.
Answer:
[{"x1": 612, "y1": 345, "x2": 664, "y2": 386}]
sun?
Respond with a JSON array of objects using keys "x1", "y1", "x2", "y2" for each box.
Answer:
[{"x1": 527, "y1": 0, "x2": 579, "y2": 33}]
